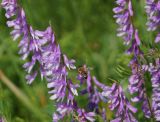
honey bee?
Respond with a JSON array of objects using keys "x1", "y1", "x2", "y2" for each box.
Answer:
[
  {"x1": 78, "y1": 65, "x2": 88, "y2": 79},
  {"x1": 131, "y1": 61, "x2": 143, "y2": 73}
]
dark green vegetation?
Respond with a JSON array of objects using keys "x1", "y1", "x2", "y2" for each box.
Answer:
[{"x1": 0, "y1": 0, "x2": 156, "y2": 121}]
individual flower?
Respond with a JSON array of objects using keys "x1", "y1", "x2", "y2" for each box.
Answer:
[
  {"x1": 148, "y1": 58, "x2": 160, "y2": 121},
  {"x1": 146, "y1": 0, "x2": 160, "y2": 43},
  {"x1": 63, "y1": 54, "x2": 76, "y2": 70},
  {"x1": 103, "y1": 83, "x2": 137, "y2": 122},
  {"x1": 127, "y1": 29, "x2": 143, "y2": 56},
  {"x1": 77, "y1": 109, "x2": 96, "y2": 122},
  {"x1": 92, "y1": 76, "x2": 109, "y2": 103},
  {"x1": 101, "y1": 108, "x2": 107, "y2": 122},
  {"x1": 113, "y1": 0, "x2": 134, "y2": 45}
]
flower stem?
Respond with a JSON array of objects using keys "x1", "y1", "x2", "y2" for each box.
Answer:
[
  {"x1": 0, "y1": 70, "x2": 48, "y2": 122},
  {"x1": 146, "y1": 95, "x2": 154, "y2": 122}
]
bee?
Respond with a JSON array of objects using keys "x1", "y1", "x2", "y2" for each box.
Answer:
[
  {"x1": 78, "y1": 65, "x2": 88, "y2": 79},
  {"x1": 131, "y1": 61, "x2": 144, "y2": 74}
]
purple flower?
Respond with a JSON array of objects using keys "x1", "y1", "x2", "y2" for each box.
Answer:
[
  {"x1": 77, "y1": 109, "x2": 96, "y2": 122},
  {"x1": 92, "y1": 76, "x2": 109, "y2": 103},
  {"x1": 102, "y1": 108, "x2": 107, "y2": 122},
  {"x1": 113, "y1": 0, "x2": 134, "y2": 45},
  {"x1": 53, "y1": 103, "x2": 96, "y2": 122},
  {"x1": 0, "y1": 117, "x2": 5, "y2": 122},
  {"x1": 1, "y1": 0, "x2": 18, "y2": 18},
  {"x1": 127, "y1": 29, "x2": 143, "y2": 56},
  {"x1": 53, "y1": 104, "x2": 74, "y2": 122},
  {"x1": 114, "y1": 1, "x2": 146, "y2": 119},
  {"x1": 149, "y1": 58, "x2": 160, "y2": 121},
  {"x1": 128, "y1": 58, "x2": 151, "y2": 118},
  {"x1": 63, "y1": 54, "x2": 76, "y2": 70},
  {"x1": 114, "y1": 0, "x2": 143, "y2": 58},
  {"x1": 1, "y1": 0, "x2": 49, "y2": 84},
  {"x1": 146, "y1": 0, "x2": 160, "y2": 43},
  {"x1": 1, "y1": 1, "x2": 79, "y2": 121},
  {"x1": 103, "y1": 83, "x2": 137, "y2": 122},
  {"x1": 79, "y1": 71, "x2": 108, "y2": 105},
  {"x1": 77, "y1": 70, "x2": 108, "y2": 120},
  {"x1": 87, "y1": 86, "x2": 103, "y2": 112}
]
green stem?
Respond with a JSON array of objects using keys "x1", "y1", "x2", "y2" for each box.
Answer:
[{"x1": 0, "y1": 70, "x2": 48, "y2": 122}]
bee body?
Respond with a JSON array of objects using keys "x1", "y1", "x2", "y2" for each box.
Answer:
[{"x1": 78, "y1": 65, "x2": 88, "y2": 79}]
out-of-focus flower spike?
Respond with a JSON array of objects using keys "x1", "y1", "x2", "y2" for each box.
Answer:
[
  {"x1": 113, "y1": 0, "x2": 134, "y2": 44},
  {"x1": 128, "y1": 58, "x2": 151, "y2": 118},
  {"x1": 146, "y1": 0, "x2": 160, "y2": 43},
  {"x1": 149, "y1": 58, "x2": 160, "y2": 121}
]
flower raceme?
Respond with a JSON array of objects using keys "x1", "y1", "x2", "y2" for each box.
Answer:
[
  {"x1": 102, "y1": 83, "x2": 137, "y2": 122},
  {"x1": 113, "y1": 0, "x2": 143, "y2": 56},
  {"x1": 148, "y1": 59, "x2": 160, "y2": 121},
  {"x1": 1, "y1": 0, "x2": 80, "y2": 121},
  {"x1": 128, "y1": 58, "x2": 151, "y2": 118},
  {"x1": 145, "y1": 0, "x2": 160, "y2": 120},
  {"x1": 113, "y1": 0, "x2": 134, "y2": 45},
  {"x1": 146, "y1": 0, "x2": 160, "y2": 43},
  {"x1": 1, "y1": 0, "x2": 78, "y2": 99},
  {"x1": 113, "y1": 0, "x2": 155, "y2": 120}
]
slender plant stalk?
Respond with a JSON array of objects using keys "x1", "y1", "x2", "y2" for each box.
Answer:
[{"x1": 0, "y1": 70, "x2": 48, "y2": 122}]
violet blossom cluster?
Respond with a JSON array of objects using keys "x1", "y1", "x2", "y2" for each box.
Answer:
[
  {"x1": 148, "y1": 58, "x2": 160, "y2": 121},
  {"x1": 78, "y1": 71, "x2": 108, "y2": 120},
  {"x1": 102, "y1": 83, "x2": 137, "y2": 122},
  {"x1": 53, "y1": 103, "x2": 96, "y2": 122},
  {"x1": 113, "y1": 0, "x2": 142, "y2": 55},
  {"x1": 113, "y1": 0, "x2": 134, "y2": 45},
  {"x1": 113, "y1": 0, "x2": 152, "y2": 120},
  {"x1": 146, "y1": 0, "x2": 160, "y2": 43},
  {"x1": 1, "y1": 0, "x2": 78, "y2": 101},
  {"x1": 128, "y1": 58, "x2": 151, "y2": 118},
  {"x1": 78, "y1": 69, "x2": 137, "y2": 122},
  {"x1": 80, "y1": 72, "x2": 103, "y2": 108},
  {"x1": 113, "y1": 0, "x2": 143, "y2": 56},
  {"x1": 78, "y1": 68, "x2": 137, "y2": 122},
  {"x1": 146, "y1": 0, "x2": 160, "y2": 120}
]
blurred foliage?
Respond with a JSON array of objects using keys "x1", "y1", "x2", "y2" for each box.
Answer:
[{"x1": 0, "y1": 0, "x2": 157, "y2": 121}]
